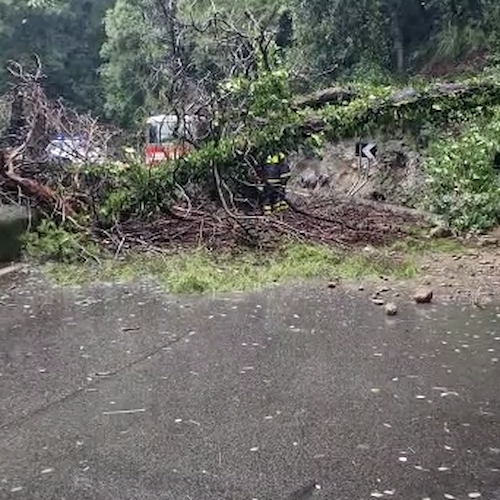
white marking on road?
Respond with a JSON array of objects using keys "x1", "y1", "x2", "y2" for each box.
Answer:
[
  {"x1": 102, "y1": 408, "x2": 146, "y2": 416},
  {"x1": 441, "y1": 392, "x2": 459, "y2": 398}
]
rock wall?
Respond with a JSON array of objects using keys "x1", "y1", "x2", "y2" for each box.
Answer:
[{"x1": 289, "y1": 139, "x2": 425, "y2": 208}]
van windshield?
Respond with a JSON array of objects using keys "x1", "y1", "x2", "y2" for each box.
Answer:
[{"x1": 147, "y1": 116, "x2": 197, "y2": 145}]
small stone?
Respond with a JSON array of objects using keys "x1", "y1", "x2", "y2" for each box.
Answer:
[
  {"x1": 414, "y1": 288, "x2": 433, "y2": 304},
  {"x1": 358, "y1": 285, "x2": 365, "y2": 291},
  {"x1": 372, "y1": 298, "x2": 385, "y2": 306},
  {"x1": 385, "y1": 303, "x2": 398, "y2": 316},
  {"x1": 327, "y1": 281, "x2": 337, "y2": 289}
]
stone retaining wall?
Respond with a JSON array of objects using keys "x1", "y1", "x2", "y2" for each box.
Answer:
[{"x1": 0, "y1": 205, "x2": 29, "y2": 263}]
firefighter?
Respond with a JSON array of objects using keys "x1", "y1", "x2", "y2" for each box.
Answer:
[{"x1": 262, "y1": 152, "x2": 290, "y2": 214}]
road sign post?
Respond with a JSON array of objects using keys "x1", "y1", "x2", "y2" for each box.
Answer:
[
  {"x1": 355, "y1": 142, "x2": 377, "y2": 161},
  {"x1": 349, "y1": 142, "x2": 378, "y2": 197}
]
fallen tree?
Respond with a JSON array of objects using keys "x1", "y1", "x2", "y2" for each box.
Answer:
[
  {"x1": 293, "y1": 86, "x2": 356, "y2": 110},
  {"x1": 4, "y1": 57, "x2": 500, "y2": 258},
  {"x1": 301, "y1": 79, "x2": 500, "y2": 139},
  {"x1": 0, "y1": 59, "x2": 119, "y2": 221}
]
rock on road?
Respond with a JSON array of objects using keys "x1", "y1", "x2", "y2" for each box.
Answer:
[{"x1": 1, "y1": 273, "x2": 500, "y2": 499}]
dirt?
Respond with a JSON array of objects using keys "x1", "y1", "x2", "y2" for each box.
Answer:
[
  {"x1": 419, "y1": 49, "x2": 489, "y2": 79},
  {"x1": 350, "y1": 234, "x2": 500, "y2": 308},
  {"x1": 417, "y1": 244, "x2": 500, "y2": 305}
]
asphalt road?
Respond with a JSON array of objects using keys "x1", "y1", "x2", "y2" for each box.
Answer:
[{"x1": 1, "y1": 274, "x2": 500, "y2": 499}]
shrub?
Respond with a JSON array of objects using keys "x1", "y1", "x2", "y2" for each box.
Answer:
[{"x1": 423, "y1": 110, "x2": 500, "y2": 233}]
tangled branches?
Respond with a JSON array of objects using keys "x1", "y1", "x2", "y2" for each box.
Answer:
[
  {"x1": 0, "y1": 58, "x2": 119, "y2": 220},
  {"x1": 97, "y1": 197, "x2": 423, "y2": 256}
]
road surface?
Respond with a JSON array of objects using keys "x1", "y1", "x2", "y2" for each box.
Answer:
[{"x1": 1, "y1": 273, "x2": 500, "y2": 499}]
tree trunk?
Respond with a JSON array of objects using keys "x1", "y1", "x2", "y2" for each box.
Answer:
[{"x1": 390, "y1": 4, "x2": 404, "y2": 72}]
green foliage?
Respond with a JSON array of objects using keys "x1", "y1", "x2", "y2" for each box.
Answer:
[
  {"x1": 432, "y1": 22, "x2": 486, "y2": 61},
  {"x1": 3, "y1": 0, "x2": 500, "y2": 115},
  {"x1": 84, "y1": 161, "x2": 176, "y2": 222},
  {"x1": 291, "y1": 0, "x2": 391, "y2": 79},
  {"x1": 0, "y1": 0, "x2": 113, "y2": 111},
  {"x1": 43, "y1": 243, "x2": 417, "y2": 293},
  {"x1": 23, "y1": 220, "x2": 98, "y2": 263},
  {"x1": 290, "y1": 0, "x2": 500, "y2": 79},
  {"x1": 100, "y1": 0, "x2": 162, "y2": 126},
  {"x1": 315, "y1": 77, "x2": 500, "y2": 141},
  {"x1": 340, "y1": 61, "x2": 394, "y2": 87},
  {"x1": 106, "y1": 62, "x2": 301, "y2": 209},
  {"x1": 423, "y1": 110, "x2": 500, "y2": 233},
  {"x1": 105, "y1": 73, "x2": 500, "y2": 223}
]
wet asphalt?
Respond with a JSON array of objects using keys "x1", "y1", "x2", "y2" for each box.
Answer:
[{"x1": 1, "y1": 274, "x2": 500, "y2": 500}]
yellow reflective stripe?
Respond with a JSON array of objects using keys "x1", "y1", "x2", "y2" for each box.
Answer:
[{"x1": 267, "y1": 153, "x2": 285, "y2": 164}]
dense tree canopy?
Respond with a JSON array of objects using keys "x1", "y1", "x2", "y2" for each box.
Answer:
[
  {"x1": 2, "y1": 0, "x2": 500, "y2": 125},
  {"x1": 0, "y1": 0, "x2": 114, "y2": 111}
]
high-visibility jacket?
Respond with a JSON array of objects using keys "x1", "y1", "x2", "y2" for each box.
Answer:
[
  {"x1": 264, "y1": 153, "x2": 289, "y2": 184},
  {"x1": 266, "y1": 152, "x2": 286, "y2": 165}
]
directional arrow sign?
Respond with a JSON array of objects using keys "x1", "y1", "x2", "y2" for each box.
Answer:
[
  {"x1": 355, "y1": 142, "x2": 377, "y2": 160},
  {"x1": 362, "y1": 143, "x2": 377, "y2": 161}
]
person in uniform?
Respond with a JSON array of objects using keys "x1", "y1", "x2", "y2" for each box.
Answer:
[{"x1": 262, "y1": 152, "x2": 290, "y2": 214}]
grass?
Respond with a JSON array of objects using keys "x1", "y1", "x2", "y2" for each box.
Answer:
[
  {"x1": 389, "y1": 236, "x2": 465, "y2": 255},
  {"x1": 43, "y1": 242, "x2": 420, "y2": 294}
]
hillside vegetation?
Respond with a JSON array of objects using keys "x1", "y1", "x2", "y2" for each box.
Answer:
[{"x1": 2, "y1": 0, "x2": 500, "y2": 263}]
